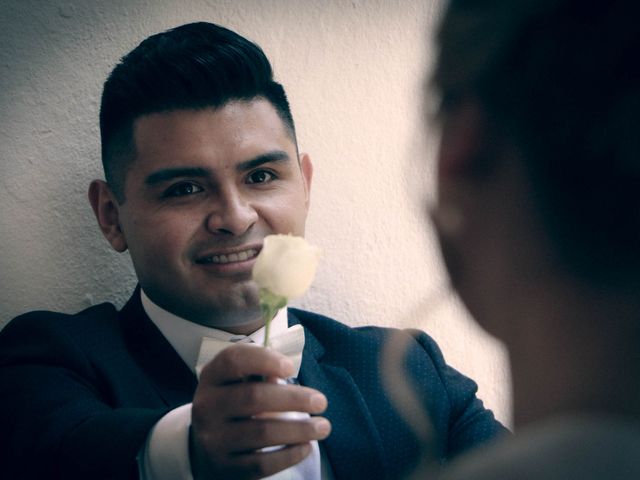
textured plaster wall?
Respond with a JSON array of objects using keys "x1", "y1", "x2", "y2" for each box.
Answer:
[{"x1": 0, "y1": 0, "x2": 512, "y2": 426}]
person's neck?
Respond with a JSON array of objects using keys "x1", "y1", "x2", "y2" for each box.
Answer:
[
  {"x1": 509, "y1": 286, "x2": 640, "y2": 428},
  {"x1": 185, "y1": 310, "x2": 265, "y2": 335},
  {"x1": 216, "y1": 318, "x2": 265, "y2": 336},
  {"x1": 141, "y1": 289, "x2": 265, "y2": 335}
]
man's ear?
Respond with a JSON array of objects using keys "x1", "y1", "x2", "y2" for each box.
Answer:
[
  {"x1": 438, "y1": 99, "x2": 487, "y2": 179},
  {"x1": 88, "y1": 180, "x2": 128, "y2": 252},
  {"x1": 299, "y1": 153, "x2": 313, "y2": 210}
]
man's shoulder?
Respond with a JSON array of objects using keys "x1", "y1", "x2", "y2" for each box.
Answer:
[
  {"x1": 0, "y1": 302, "x2": 133, "y2": 374},
  {"x1": 288, "y1": 307, "x2": 440, "y2": 357},
  {"x1": 1, "y1": 302, "x2": 121, "y2": 342},
  {"x1": 289, "y1": 307, "x2": 391, "y2": 337}
]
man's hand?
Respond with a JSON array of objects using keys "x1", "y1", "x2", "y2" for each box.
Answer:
[{"x1": 190, "y1": 344, "x2": 331, "y2": 479}]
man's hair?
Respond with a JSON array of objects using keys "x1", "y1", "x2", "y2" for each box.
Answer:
[
  {"x1": 100, "y1": 22, "x2": 296, "y2": 202},
  {"x1": 433, "y1": 0, "x2": 640, "y2": 285}
]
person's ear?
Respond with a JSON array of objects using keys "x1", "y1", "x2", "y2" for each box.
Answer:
[
  {"x1": 88, "y1": 180, "x2": 127, "y2": 252},
  {"x1": 298, "y1": 153, "x2": 313, "y2": 210},
  {"x1": 438, "y1": 99, "x2": 487, "y2": 179}
]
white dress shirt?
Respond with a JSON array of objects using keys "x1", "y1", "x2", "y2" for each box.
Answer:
[{"x1": 137, "y1": 289, "x2": 327, "y2": 480}]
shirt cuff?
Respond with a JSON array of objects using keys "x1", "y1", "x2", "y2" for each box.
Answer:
[{"x1": 138, "y1": 403, "x2": 194, "y2": 480}]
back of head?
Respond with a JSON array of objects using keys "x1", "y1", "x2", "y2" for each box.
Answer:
[
  {"x1": 433, "y1": 0, "x2": 640, "y2": 288},
  {"x1": 100, "y1": 22, "x2": 295, "y2": 201}
]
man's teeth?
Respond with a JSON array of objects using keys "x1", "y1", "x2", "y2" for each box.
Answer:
[{"x1": 202, "y1": 249, "x2": 258, "y2": 264}]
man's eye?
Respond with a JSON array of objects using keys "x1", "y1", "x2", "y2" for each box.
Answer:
[
  {"x1": 247, "y1": 170, "x2": 276, "y2": 184},
  {"x1": 164, "y1": 182, "x2": 204, "y2": 197}
]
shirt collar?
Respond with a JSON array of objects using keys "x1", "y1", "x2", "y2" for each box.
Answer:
[{"x1": 140, "y1": 289, "x2": 289, "y2": 373}]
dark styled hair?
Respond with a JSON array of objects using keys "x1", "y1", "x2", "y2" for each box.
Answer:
[
  {"x1": 433, "y1": 0, "x2": 640, "y2": 285},
  {"x1": 100, "y1": 22, "x2": 296, "y2": 201}
]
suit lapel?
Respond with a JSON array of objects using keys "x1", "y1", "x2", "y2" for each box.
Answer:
[
  {"x1": 292, "y1": 314, "x2": 388, "y2": 479},
  {"x1": 119, "y1": 287, "x2": 197, "y2": 407}
]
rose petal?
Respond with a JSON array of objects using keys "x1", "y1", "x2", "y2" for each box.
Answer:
[{"x1": 252, "y1": 234, "x2": 321, "y2": 298}]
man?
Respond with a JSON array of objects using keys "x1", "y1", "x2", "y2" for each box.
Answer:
[
  {"x1": 428, "y1": 0, "x2": 640, "y2": 478},
  {"x1": 0, "y1": 22, "x2": 505, "y2": 479}
]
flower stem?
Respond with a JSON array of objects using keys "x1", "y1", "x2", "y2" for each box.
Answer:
[
  {"x1": 259, "y1": 289, "x2": 288, "y2": 347},
  {"x1": 261, "y1": 303, "x2": 275, "y2": 347}
]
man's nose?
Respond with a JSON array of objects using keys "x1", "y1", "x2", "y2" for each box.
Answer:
[{"x1": 205, "y1": 188, "x2": 258, "y2": 236}]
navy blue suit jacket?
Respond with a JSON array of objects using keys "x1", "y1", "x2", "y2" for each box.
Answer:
[{"x1": 0, "y1": 290, "x2": 505, "y2": 479}]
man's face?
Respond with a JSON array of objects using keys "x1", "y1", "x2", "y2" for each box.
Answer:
[{"x1": 113, "y1": 99, "x2": 312, "y2": 331}]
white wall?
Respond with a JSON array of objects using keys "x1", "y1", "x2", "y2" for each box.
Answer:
[{"x1": 0, "y1": 0, "x2": 512, "y2": 426}]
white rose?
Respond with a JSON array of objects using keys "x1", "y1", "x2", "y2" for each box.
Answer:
[{"x1": 252, "y1": 234, "x2": 321, "y2": 299}]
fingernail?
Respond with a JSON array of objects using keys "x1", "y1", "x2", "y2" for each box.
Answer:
[
  {"x1": 313, "y1": 418, "x2": 331, "y2": 436},
  {"x1": 310, "y1": 393, "x2": 327, "y2": 411}
]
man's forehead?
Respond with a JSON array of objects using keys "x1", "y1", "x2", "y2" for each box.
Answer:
[
  {"x1": 133, "y1": 99, "x2": 288, "y2": 137},
  {"x1": 132, "y1": 101, "x2": 293, "y2": 157}
]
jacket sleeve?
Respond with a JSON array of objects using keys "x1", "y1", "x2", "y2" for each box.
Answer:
[
  {"x1": 0, "y1": 312, "x2": 169, "y2": 480},
  {"x1": 407, "y1": 328, "x2": 509, "y2": 459}
]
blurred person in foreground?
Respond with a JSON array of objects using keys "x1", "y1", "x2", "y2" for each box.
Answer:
[
  {"x1": 428, "y1": 0, "x2": 640, "y2": 478},
  {"x1": 0, "y1": 21, "x2": 506, "y2": 480}
]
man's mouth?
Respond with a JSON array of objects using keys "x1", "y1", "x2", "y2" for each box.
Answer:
[{"x1": 196, "y1": 248, "x2": 260, "y2": 265}]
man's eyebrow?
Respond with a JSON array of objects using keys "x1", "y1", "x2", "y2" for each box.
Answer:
[
  {"x1": 143, "y1": 151, "x2": 291, "y2": 186},
  {"x1": 145, "y1": 167, "x2": 210, "y2": 186},
  {"x1": 237, "y1": 151, "x2": 291, "y2": 171}
]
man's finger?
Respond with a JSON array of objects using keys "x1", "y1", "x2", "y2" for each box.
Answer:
[
  {"x1": 199, "y1": 344, "x2": 294, "y2": 384},
  {"x1": 195, "y1": 382, "x2": 328, "y2": 419},
  {"x1": 232, "y1": 443, "x2": 313, "y2": 479},
  {"x1": 208, "y1": 416, "x2": 331, "y2": 452}
]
